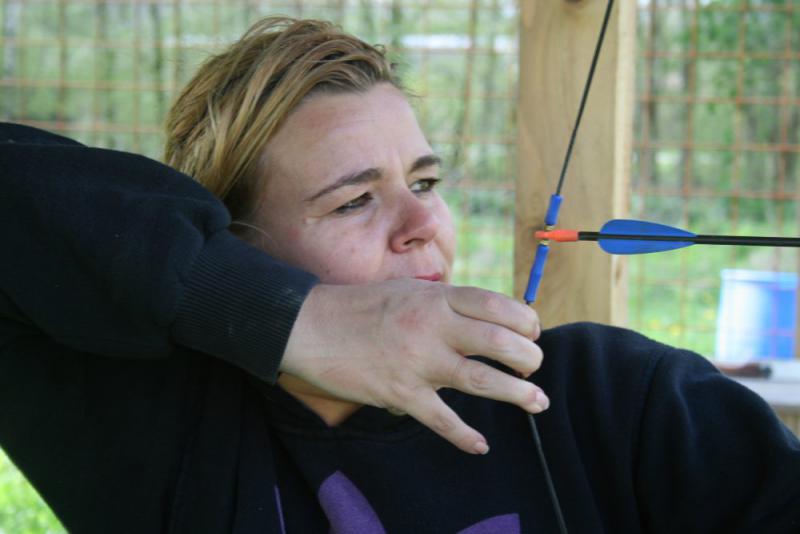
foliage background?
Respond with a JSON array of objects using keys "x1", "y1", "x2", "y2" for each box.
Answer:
[
  {"x1": 0, "y1": 0, "x2": 798, "y2": 531},
  {"x1": 630, "y1": 0, "x2": 800, "y2": 357}
]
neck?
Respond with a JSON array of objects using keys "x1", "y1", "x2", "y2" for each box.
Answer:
[{"x1": 277, "y1": 374, "x2": 361, "y2": 426}]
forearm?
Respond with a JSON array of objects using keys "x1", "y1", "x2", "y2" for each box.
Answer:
[
  {"x1": 1, "y1": 123, "x2": 317, "y2": 380},
  {"x1": 173, "y1": 231, "x2": 317, "y2": 381}
]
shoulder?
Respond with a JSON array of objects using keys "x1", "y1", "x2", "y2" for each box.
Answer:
[
  {"x1": 538, "y1": 321, "x2": 713, "y2": 372},
  {"x1": 534, "y1": 322, "x2": 718, "y2": 410},
  {"x1": 0, "y1": 122, "x2": 84, "y2": 146},
  {"x1": 540, "y1": 321, "x2": 671, "y2": 356},
  {"x1": 537, "y1": 321, "x2": 674, "y2": 374}
]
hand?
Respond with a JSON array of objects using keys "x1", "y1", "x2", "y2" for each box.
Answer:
[{"x1": 279, "y1": 279, "x2": 547, "y2": 454}]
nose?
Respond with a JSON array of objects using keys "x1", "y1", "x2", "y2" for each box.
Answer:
[{"x1": 389, "y1": 192, "x2": 440, "y2": 253}]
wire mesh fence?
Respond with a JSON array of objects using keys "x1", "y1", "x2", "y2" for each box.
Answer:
[
  {"x1": 0, "y1": 0, "x2": 520, "y2": 296},
  {"x1": 631, "y1": 0, "x2": 800, "y2": 359},
  {"x1": 0, "y1": 5, "x2": 797, "y2": 347},
  {"x1": 1, "y1": 0, "x2": 799, "y2": 529},
  {"x1": 0, "y1": 3, "x2": 517, "y2": 528}
]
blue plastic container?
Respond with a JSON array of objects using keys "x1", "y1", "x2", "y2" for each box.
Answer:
[{"x1": 715, "y1": 269, "x2": 797, "y2": 362}]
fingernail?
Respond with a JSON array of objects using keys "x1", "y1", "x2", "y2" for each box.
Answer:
[
  {"x1": 534, "y1": 391, "x2": 550, "y2": 411},
  {"x1": 474, "y1": 441, "x2": 490, "y2": 455}
]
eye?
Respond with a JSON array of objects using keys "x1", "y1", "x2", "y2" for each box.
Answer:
[
  {"x1": 410, "y1": 178, "x2": 441, "y2": 195},
  {"x1": 333, "y1": 192, "x2": 373, "y2": 214}
]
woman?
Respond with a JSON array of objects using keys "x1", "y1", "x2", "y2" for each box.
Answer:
[
  {"x1": 2, "y1": 16, "x2": 798, "y2": 533},
  {"x1": 164, "y1": 16, "x2": 548, "y2": 436},
  {"x1": 158, "y1": 17, "x2": 799, "y2": 533}
]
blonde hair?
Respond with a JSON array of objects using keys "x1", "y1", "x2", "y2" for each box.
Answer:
[{"x1": 164, "y1": 17, "x2": 401, "y2": 220}]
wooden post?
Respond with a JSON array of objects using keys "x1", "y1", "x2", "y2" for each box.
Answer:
[{"x1": 514, "y1": 0, "x2": 635, "y2": 328}]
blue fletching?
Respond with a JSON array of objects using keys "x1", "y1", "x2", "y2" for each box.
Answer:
[{"x1": 599, "y1": 219, "x2": 696, "y2": 255}]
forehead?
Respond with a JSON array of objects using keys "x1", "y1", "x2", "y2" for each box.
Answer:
[
  {"x1": 289, "y1": 84, "x2": 417, "y2": 141},
  {"x1": 262, "y1": 84, "x2": 431, "y2": 191}
]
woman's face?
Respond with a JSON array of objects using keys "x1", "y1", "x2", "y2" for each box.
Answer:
[{"x1": 253, "y1": 83, "x2": 455, "y2": 285}]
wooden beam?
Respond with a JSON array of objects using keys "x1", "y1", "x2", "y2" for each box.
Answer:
[{"x1": 514, "y1": 0, "x2": 635, "y2": 327}]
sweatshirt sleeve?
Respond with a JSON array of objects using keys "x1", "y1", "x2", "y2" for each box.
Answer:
[
  {"x1": 635, "y1": 349, "x2": 800, "y2": 532},
  {"x1": 0, "y1": 122, "x2": 318, "y2": 382}
]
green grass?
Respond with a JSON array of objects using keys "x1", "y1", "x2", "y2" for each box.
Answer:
[{"x1": 0, "y1": 449, "x2": 64, "y2": 534}]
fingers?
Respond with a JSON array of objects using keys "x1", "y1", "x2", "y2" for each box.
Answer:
[
  {"x1": 403, "y1": 390, "x2": 490, "y2": 455},
  {"x1": 441, "y1": 286, "x2": 543, "y2": 378},
  {"x1": 281, "y1": 280, "x2": 549, "y2": 457},
  {"x1": 446, "y1": 356, "x2": 549, "y2": 413},
  {"x1": 446, "y1": 313, "x2": 544, "y2": 378},
  {"x1": 445, "y1": 286, "x2": 541, "y2": 340}
]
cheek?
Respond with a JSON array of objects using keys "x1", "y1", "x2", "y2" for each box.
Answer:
[
  {"x1": 435, "y1": 201, "x2": 457, "y2": 262},
  {"x1": 285, "y1": 226, "x2": 302, "y2": 242},
  {"x1": 293, "y1": 225, "x2": 386, "y2": 284}
]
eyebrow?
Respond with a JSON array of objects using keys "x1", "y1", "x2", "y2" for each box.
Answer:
[
  {"x1": 305, "y1": 154, "x2": 442, "y2": 203},
  {"x1": 409, "y1": 154, "x2": 442, "y2": 174}
]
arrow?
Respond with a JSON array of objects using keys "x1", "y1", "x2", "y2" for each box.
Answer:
[{"x1": 535, "y1": 219, "x2": 800, "y2": 255}]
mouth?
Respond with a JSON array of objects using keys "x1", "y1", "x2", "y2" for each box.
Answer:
[{"x1": 414, "y1": 273, "x2": 442, "y2": 282}]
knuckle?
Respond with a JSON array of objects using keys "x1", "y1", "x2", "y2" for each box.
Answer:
[
  {"x1": 468, "y1": 363, "x2": 492, "y2": 391},
  {"x1": 528, "y1": 308, "x2": 541, "y2": 334},
  {"x1": 386, "y1": 379, "x2": 415, "y2": 407},
  {"x1": 517, "y1": 342, "x2": 543, "y2": 376},
  {"x1": 429, "y1": 412, "x2": 456, "y2": 436},
  {"x1": 520, "y1": 382, "x2": 539, "y2": 406},
  {"x1": 447, "y1": 356, "x2": 470, "y2": 386},
  {"x1": 484, "y1": 325, "x2": 511, "y2": 354},
  {"x1": 480, "y1": 292, "x2": 504, "y2": 316},
  {"x1": 531, "y1": 344, "x2": 544, "y2": 370},
  {"x1": 514, "y1": 306, "x2": 539, "y2": 338}
]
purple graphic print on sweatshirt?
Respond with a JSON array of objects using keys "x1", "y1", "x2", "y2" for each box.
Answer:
[{"x1": 316, "y1": 471, "x2": 520, "y2": 534}]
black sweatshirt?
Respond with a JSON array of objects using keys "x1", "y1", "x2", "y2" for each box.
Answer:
[{"x1": 1, "y1": 123, "x2": 799, "y2": 533}]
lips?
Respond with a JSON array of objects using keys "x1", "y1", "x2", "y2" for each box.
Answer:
[{"x1": 414, "y1": 273, "x2": 442, "y2": 282}]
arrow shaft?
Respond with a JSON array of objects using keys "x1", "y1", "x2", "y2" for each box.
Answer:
[{"x1": 580, "y1": 232, "x2": 800, "y2": 247}]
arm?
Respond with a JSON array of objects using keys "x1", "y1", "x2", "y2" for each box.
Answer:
[
  {"x1": 0, "y1": 122, "x2": 317, "y2": 381},
  {"x1": 1, "y1": 122, "x2": 547, "y2": 454}
]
